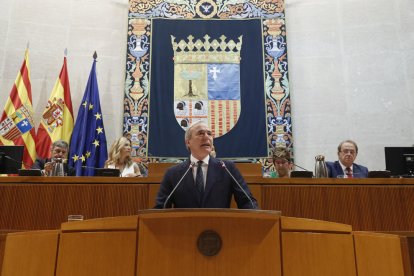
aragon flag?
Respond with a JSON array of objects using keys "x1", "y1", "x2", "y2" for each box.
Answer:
[
  {"x1": 0, "y1": 48, "x2": 36, "y2": 168},
  {"x1": 36, "y1": 54, "x2": 74, "y2": 158}
]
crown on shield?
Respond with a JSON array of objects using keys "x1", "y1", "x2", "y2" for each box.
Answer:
[{"x1": 171, "y1": 35, "x2": 242, "y2": 64}]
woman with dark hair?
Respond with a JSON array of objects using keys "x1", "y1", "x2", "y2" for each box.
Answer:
[{"x1": 272, "y1": 147, "x2": 293, "y2": 178}]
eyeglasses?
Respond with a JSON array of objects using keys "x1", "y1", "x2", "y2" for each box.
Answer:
[{"x1": 340, "y1": 149, "x2": 356, "y2": 155}]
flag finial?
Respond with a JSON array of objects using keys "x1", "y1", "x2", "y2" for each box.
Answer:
[
  {"x1": 64, "y1": 48, "x2": 68, "y2": 57},
  {"x1": 93, "y1": 51, "x2": 97, "y2": 60},
  {"x1": 26, "y1": 41, "x2": 30, "y2": 50}
]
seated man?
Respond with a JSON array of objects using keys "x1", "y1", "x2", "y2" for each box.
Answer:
[
  {"x1": 154, "y1": 121, "x2": 258, "y2": 209},
  {"x1": 326, "y1": 140, "x2": 368, "y2": 178},
  {"x1": 272, "y1": 147, "x2": 293, "y2": 178},
  {"x1": 32, "y1": 140, "x2": 76, "y2": 176}
]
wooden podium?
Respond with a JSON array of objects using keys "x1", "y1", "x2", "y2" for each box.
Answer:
[
  {"x1": 1, "y1": 209, "x2": 410, "y2": 276},
  {"x1": 136, "y1": 209, "x2": 281, "y2": 275}
]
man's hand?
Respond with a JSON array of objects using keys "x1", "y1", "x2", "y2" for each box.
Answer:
[{"x1": 43, "y1": 162, "x2": 54, "y2": 176}]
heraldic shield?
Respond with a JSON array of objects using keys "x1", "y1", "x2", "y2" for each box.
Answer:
[{"x1": 172, "y1": 35, "x2": 242, "y2": 138}]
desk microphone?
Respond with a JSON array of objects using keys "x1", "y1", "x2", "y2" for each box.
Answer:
[
  {"x1": 276, "y1": 156, "x2": 311, "y2": 172},
  {"x1": 163, "y1": 162, "x2": 195, "y2": 209},
  {"x1": 220, "y1": 161, "x2": 256, "y2": 209},
  {"x1": 0, "y1": 153, "x2": 32, "y2": 169},
  {"x1": 291, "y1": 161, "x2": 311, "y2": 172}
]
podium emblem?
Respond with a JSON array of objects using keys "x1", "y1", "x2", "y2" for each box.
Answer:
[{"x1": 197, "y1": 230, "x2": 222, "y2": 256}]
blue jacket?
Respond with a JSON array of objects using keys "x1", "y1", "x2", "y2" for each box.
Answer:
[
  {"x1": 154, "y1": 158, "x2": 258, "y2": 209},
  {"x1": 326, "y1": 161, "x2": 369, "y2": 178}
]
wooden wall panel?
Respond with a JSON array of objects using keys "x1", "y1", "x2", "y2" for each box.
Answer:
[
  {"x1": 353, "y1": 232, "x2": 406, "y2": 276},
  {"x1": 56, "y1": 231, "x2": 137, "y2": 276},
  {"x1": 262, "y1": 185, "x2": 414, "y2": 231},
  {"x1": 0, "y1": 233, "x2": 6, "y2": 274},
  {"x1": 1, "y1": 176, "x2": 414, "y2": 232},
  {"x1": 1, "y1": 230, "x2": 59, "y2": 276},
  {"x1": 0, "y1": 182, "x2": 149, "y2": 231},
  {"x1": 282, "y1": 232, "x2": 357, "y2": 276}
]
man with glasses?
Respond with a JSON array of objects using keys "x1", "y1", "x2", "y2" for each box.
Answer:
[
  {"x1": 154, "y1": 121, "x2": 258, "y2": 209},
  {"x1": 326, "y1": 140, "x2": 368, "y2": 178},
  {"x1": 32, "y1": 140, "x2": 76, "y2": 176}
]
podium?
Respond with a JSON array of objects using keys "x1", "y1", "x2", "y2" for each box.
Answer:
[
  {"x1": 1, "y1": 209, "x2": 410, "y2": 276},
  {"x1": 136, "y1": 209, "x2": 282, "y2": 275}
]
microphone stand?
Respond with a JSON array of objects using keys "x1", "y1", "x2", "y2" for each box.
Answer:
[
  {"x1": 220, "y1": 161, "x2": 256, "y2": 209},
  {"x1": 1, "y1": 154, "x2": 32, "y2": 169},
  {"x1": 163, "y1": 162, "x2": 195, "y2": 209}
]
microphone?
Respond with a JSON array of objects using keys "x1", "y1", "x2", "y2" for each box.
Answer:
[
  {"x1": 220, "y1": 161, "x2": 256, "y2": 209},
  {"x1": 291, "y1": 161, "x2": 311, "y2": 172},
  {"x1": 0, "y1": 154, "x2": 32, "y2": 169},
  {"x1": 163, "y1": 162, "x2": 195, "y2": 209},
  {"x1": 274, "y1": 155, "x2": 311, "y2": 172}
]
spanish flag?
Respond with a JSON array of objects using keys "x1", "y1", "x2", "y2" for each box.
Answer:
[
  {"x1": 36, "y1": 54, "x2": 74, "y2": 158},
  {"x1": 0, "y1": 48, "x2": 37, "y2": 168}
]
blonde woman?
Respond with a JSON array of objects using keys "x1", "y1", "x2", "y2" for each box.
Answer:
[{"x1": 105, "y1": 137, "x2": 141, "y2": 177}]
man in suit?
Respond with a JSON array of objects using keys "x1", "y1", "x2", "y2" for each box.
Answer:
[
  {"x1": 154, "y1": 121, "x2": 258, "y2": 209},
  {"x1": 326, "y1": 140, "x2": 369, "y2": 178},
  {"x1": 32, "y1": 140, "x2": 76, "y2": 176}
]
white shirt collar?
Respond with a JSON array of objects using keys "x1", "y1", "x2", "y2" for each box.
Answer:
[
  {"x1": 190, "y1": 154, "x2": 210, "y2": 165},
  {"x1": 339, "y1": 161, "x2": 353, "y2": 172}
]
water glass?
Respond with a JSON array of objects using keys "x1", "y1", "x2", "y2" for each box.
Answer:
[{"x1": 67, "y1": 215, "x2": 84, "y2": 222}]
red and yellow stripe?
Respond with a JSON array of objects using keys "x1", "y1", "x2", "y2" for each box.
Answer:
[
  {"x1": 36, "y1": 57, "x2": 74, "y2": 158},
  {"x1": 209, "y1": 100, "x2": 240, "y2": 137},
  {"x1": 0, "y1": 49, "x2": 36, "y2": 168}
]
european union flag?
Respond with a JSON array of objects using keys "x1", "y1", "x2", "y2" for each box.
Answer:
[{"x1": 68, "y1": 56, "x2": 107, "y2": 176}]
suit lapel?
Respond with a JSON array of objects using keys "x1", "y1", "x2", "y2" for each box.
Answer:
[
  {"x1": 334, "y1": 161, "x2": 343, "y2": 175},
  {"x1": 353, "y1": 164, "x2": 361, "y2": 176},
  {"x1": 203, "y1": 158, "x2": 219, "y2": 206}
]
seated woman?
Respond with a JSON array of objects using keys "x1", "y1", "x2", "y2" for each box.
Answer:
[
  {"x1": 105, "y1": 137, "x2": 142, "y2": 177},
  {"x1": 272, "y1": 147, "x2": 293, "y2": 178}
]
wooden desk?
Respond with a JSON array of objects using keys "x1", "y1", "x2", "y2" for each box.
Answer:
[
  {"x1": 2, "y1": 212, "x2": 410, "y2": 276},
  {"x1": 1, "y1": 230, "x2": 59, "y2": 276},
  {"x1": 0, "y1": 233, "x2": 6, "y2": 274},
  {"x1": 1, "y1": 177, "x2": 414, "y2": 232}
]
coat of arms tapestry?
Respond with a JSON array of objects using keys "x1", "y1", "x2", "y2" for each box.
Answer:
[{"x1": 124, "y1": 0, "x2": 291, "y2": 163}]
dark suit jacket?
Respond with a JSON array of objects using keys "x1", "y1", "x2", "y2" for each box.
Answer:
[
  {"x1": 32, "y1": 158, "x2": 76, "y2": 176},
  {"x1": 326, "y1": 161, "x2": 368, "y2": 178},
  {"x1": 154, "y1": 158, "x2": 258, "y2": 209}
]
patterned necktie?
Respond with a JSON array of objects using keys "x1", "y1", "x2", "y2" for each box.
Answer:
[
  {"x1": 196, "y1": 161, "x2": 204, "y2": 193},
  {"x1": 346, "y1": 167, "x2": 353, "y2": 178}
]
